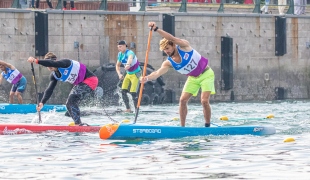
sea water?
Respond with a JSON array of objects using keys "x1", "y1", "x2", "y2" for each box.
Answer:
[{"x1": 0, "y1": 100, "x2": 309, "y2": 179}]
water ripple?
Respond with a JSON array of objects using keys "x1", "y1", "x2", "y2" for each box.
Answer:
[{"x1": 0, "y1": 101, "x2": 310, "y2": 179}]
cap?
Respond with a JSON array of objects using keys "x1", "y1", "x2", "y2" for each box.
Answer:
[{"x1": 117, "y1": 40, "x2": 127, "y2": 47}]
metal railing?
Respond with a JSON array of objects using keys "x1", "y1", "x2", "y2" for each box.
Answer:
[{"x1": 9, "y1": 0, "x2": 307, "y2": 14}]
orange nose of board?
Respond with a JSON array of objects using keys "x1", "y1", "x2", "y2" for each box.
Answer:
[{"x1": 99, "y1": 123, "x2": 120, "y2": 139}]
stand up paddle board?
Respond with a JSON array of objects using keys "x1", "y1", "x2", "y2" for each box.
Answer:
[{"x1": 0, "y1": 104, "x2": 67, "y2": 114}]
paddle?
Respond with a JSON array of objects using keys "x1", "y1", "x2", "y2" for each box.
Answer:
[
  {"x1": 30, "y1": 63, "x2": 42, "y2": 123},
  {"x1": 134, "y1": 26, "x2": 153, "y2": 124},
  {"x1": 115, "y1": 70, "x2": 126, "y2": 94}
]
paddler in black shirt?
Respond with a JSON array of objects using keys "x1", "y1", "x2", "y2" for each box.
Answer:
[{"x1": 27, "y1": 52, "x2": 98, "y2": 126}]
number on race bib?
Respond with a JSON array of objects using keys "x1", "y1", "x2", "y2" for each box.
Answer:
[
  {"x1": 8, "y1": 74, "x2": 15, "y2": 81},
  {"x1": 183, "y1": 59, "x2": 198, "y2": 72},
  {"x1": 67, "y1": 73, "x2": 78, "y2": 83}
]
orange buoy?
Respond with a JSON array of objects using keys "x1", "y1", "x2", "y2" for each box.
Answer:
[{"x1": 99, "y1": 123, "x2": 120, "y2": 139}]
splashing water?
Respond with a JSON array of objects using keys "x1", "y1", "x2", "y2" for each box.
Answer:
[{"x1": 31, "y1": 109, "x2": 59, "y2": 124}]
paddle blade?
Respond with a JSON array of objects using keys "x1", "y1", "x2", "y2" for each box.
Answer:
[
  {"x1": 134, "y1": 107, "x2": 140, "y2": 124},
  {"x1": 99, "y1": 123, "x2": 120, "y2": 139},
  {"x1": 38, "y1": 112, "x2": 42, "y2": 123}
]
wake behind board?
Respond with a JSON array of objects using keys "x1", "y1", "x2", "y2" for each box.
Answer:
[
  {"x1": 0, "y1": 104, "x2": 67, "y2": 114},
  {"x1": 99, "y1": 123, "x2": 276, "y2": 140},
  {"x1": 0, "y1": 123, "x2": 100, "y2": 135}
]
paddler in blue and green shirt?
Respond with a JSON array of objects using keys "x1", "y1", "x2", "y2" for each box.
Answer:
[{"x1": 115, "y1": 40, "x2": 141, "y2": 113}]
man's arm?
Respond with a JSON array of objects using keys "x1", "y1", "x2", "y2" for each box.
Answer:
[
  {"x1": 127, "y1": 54, "x2": 134, "y2": 65},
  {"x1": 0, "y1": 60, "x2": 15, "y2": 70},
  {"x1": 125, "y1": 54, "x2": 133, "y2": 70},
  {"x1": 38, "y1": 59, "x2": 71, "y2": 68},
  {"x1": 115, "y1": 61, "x2": 124, "y2": 79},
  {"x1": 27, "y1": 57, "x2": 71, "y2": 68},
  {"x1": 148, "y1": 22, "x2": 191, "y2": 51},
  {"x1": 142, "y1": 60, "x2": 171, "y2": 82},
  {"x1": 40, "y1": 74, "x2": 58, "y2": 104},
  {"x1": 115, "y1": 61, "x2": 121, "y2": 74}
]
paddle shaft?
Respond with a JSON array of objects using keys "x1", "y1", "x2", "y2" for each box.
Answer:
[
  {"x1": 134, "y1": 27, "x2": 153, "y2": 123},
  {"x1": 116, "y1": 71, "x2": 126, "y2": 88},
  {"x1": 30, "y1": 63, "x2": 42, "y2": 123}
]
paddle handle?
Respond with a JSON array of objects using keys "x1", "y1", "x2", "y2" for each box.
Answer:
[{"x1": 31, "y1": 63, "x2": 42, "y2": 123}]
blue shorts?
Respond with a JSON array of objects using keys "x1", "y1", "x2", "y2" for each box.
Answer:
[{"x1": 11, "y1": 76, "x2": 27, "y2": 93}]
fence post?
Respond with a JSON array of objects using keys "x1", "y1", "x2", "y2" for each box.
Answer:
[
  {"x1": 179, "y1": 0, "x2": 187, "y2": 12},
  {"x1": 252, "y1": 0, "x2": 261, "y2": 13},
  {"x1": 286, "y1": 0, "x2": 294, "y2": 14},
  {"x1": 217, "y1": 0, "x2": 224, "y2": 13},
  {"x1": 99, "y1": 0, "x2": 108, "y2": 10},
  {"x1": 11, "y1": 0, "x2": 21, "y2": 8},
  {"x1": 139, "y1": 0, "x2": 146, "y2": 11}
]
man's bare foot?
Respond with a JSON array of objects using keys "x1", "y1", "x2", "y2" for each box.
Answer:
[{"x1": 124, "y1": 109, "x2": 132, "y2": 113}]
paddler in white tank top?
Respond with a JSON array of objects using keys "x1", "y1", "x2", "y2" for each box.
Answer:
[
  {"x1": 27, "y1": 52, "x2": 99, "y2": 126},
  {"x1": 0, "y1": 60, "x2": 27, "y2": 104},
  {"x1": 140, "y1": 22, "x2": 216, "y2": 127}
]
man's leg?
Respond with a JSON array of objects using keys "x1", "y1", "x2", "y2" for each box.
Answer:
[
  {"x1": 265, "y1": 0, "x2": 270, "y2": 12},
  {"x1": 70, "y1": 1, "x2": 75, "y2": 8},
  {"x1": 9, "y1": 91, "x2": 14, "y2": 104},
  {"x1": 129, "y1": 72, "x2": 140, "y2": 111},
  {"x1": 15, "y1": 77, "x2": 27, "y2": 104},
  {"x1": 66, "y1": 84, "x2": 93, "y2": 125},
  {"x1": 9, "y1": 85, "x2": 18, "y2": 104},
  {"x1": 121, "y1": 74, "x2": 131, "y2": 112},
  {"x1": 121, "y1": 89, "x2": 131, "y2": 112},
  {"x1": 46, "y1": 0, "x2": 53, "y2": 8},
  {"x1": 279, "y1": 0, "x2": 286, "y2": 14},
  {"x1": 15, "y1": 92, "x2": 23, "y2": 104},
  {"x1": 66, "y1": 93, "x2": 82, "y2": 125},
  {"x1": 130, "y1": 92, "x2": 137, "y2": 110},
  {"x1": 35, "y1": 0, "x2": 39, "y2": 8},
  {"x1": 201, "y1": 91, "x2": 211, "y2": 127},
  {"x1": 63, "y1": 1, "x2": 67, "y2": 9},
  {"x1": 180, "y1": 75, "x2": 200, "y2": 127},
  {"x1": 198, "y1": 68, "x2": 215, "y2": 127},
  {"x1": 179, "y1": 92, "x2": 192, "y2": 127}
]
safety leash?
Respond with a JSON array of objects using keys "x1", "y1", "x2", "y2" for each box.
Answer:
[{"x1": 102, "y1": 106, "x2": 119, "y2": 124}]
